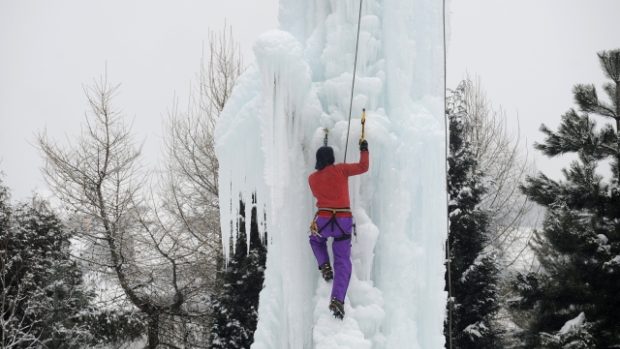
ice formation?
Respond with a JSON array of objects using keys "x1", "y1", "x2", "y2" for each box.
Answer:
[{"x1": 215, "y1": 0, "x2": 447, "y2": 348}]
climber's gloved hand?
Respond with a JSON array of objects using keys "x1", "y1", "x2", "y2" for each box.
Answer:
[{"x1": 359, "y1": 139, "x2": 368, "y2": 152}]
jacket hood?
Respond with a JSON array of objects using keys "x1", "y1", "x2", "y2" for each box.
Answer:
[{"x1": 315, "y1": 146, "x2": 335, "y2": 170}]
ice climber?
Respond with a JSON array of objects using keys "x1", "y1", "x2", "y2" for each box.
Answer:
[{"x1": 308, "y1": 139, "x2": 369, "y2": 319}]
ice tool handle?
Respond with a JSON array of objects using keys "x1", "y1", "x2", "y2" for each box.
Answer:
[
  {"x1": 360, "y1": 108, "x2": 366, "y2": 144},
  {"x1": 323, "y1": 128, "x2": 329, "y2": 146}
]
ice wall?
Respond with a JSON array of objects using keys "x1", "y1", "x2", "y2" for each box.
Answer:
[{"x1": 215, "y1": 0, "x2": 447, "y2": 348}]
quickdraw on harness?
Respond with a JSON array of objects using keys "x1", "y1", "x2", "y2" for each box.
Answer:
[{"x1": 309, "y1": 208, "x2": 356, "y2": 241}]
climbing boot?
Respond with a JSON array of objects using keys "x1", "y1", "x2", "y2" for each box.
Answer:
[
  {"x1": 319, "y1": 263, "x2": 333, "y2": 282},
  {"x1": 329, "y1": 297, "x2": 345, "y2": 320}
]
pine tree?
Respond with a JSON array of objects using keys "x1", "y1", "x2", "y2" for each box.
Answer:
[
  {"x1": 0, "y1": 178, "x2": 9, "y2": 238},
  {"x1": 0, "y1": 186, "x2": 95, "y2": 348},
  {"x1": 210, "y1": 198, "x2": 267, "y2": 349},
  {"x1": 1, "y1": 178, "x2": 144, "y2": 347},
  {"x1": 445, "y1": 82, "x2": 501, "y2": 348},
  {"x1": 514, "y1": 49, "x2": 620, "y2": 348}
]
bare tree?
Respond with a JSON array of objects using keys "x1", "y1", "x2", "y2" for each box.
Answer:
[
  {"x1": 38, "y1": 76, "x2": 194, "y2": 349},
  {"x1": 39, "y1": 23, "x2": 243, "y2": 348},
  {"x1": 156, "y1": 24, "x2": 243, "y2": 346},
  {"x1": 457, "y1": 77, "x2": 537, "y2": 269},
  {"x1": 163, "y1": 23, "x2": 242, "y2": 272},
  {"x1": 452, "y1": 78, "x2": 541, "y2": 346}
]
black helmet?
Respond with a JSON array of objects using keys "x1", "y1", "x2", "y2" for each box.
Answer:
[{"x1": 315, "y1": 146, "x2": 335, "y2": 170}]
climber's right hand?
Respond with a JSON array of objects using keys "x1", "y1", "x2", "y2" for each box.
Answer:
[{"x1": 359, "y1": 139, "x2": 368, "y2": 152}]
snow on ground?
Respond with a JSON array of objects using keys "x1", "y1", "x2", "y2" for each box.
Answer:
[
  {"x1": 216, "y1": 0, "x2": 447, "y2": 347},
  {"x1": 559, "y1": 312, "x2": 586, "y2": 335}
]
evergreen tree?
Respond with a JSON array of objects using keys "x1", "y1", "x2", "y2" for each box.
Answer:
[
  {"x1": 0, "y1": 178, "x2": 143, "y2": 347},
  {"x1": 445, "y1": 82, "x2": 501, "y2": 348},
  {"x1": 86, "y1": 308, "x2": 145, "y2": 346},
  {"x1": 0, "y1": 178, "x2": 9, "y2": 239},
  {"x1": 514, "y1": 49, "x2": 620, "y2": 348},
  {"x1": 0, "y1": 187, "x2": 94, "y2": 347},
  {"x1": 210, "y1": 198, "x2": 267, "y2": 349}
]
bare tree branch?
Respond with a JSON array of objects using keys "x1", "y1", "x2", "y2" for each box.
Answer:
[{"x1": 457, "y1": 77, "x2": 538, "y2": 272}]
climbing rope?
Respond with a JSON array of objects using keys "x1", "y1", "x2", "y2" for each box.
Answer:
[
  {"x1": 338, "y1": 0, "x2": 452, "y2": 345},
  {"x1": 443, "y1": 0, "x2": 454, "y2": 348},
  {"x1": 343, "y1": 0, "x2": 364, "y2": 163}
]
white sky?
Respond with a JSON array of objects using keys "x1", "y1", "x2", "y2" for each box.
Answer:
[
  {"x1": 1, "y1": 1, "x2": 620, "y2": 201},
  {"x1": 448, "y1": 0, "x2": 620, "y2": 179},
  {"x1": 0, "y1": 0, "x2": 279, "y2": 201}
]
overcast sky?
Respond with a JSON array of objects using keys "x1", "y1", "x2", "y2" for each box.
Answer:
[
  {"x1": 1, "y1": 1, "x2": 620, "y2": 201},
  {"x1": 448, "y1": 0, "x2": 620, "y2": 181},
  {"x1": 0, "y1": 0, "x2": 279, "y2": 201}
]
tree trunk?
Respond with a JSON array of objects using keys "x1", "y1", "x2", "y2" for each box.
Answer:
[
  {"x1": 617, "y1": 118, "x2": 620, "y2": 180},
  {"x1": 616, "y1": 79, "x2": 620, "y2": 181},
  {"x1": 147, "y1": 313, "x2": 160, "y2": 349}
]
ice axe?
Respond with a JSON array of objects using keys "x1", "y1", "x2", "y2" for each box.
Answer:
[
  {"x1": 343, "y1": 108, "x2": 366, "y2": 162},
  {"x1": 359, "y1": 108, "x2": 366, "y2": 144},
  {"x1": 323, "y1": 128, "x2": 329, "y2": 146}
]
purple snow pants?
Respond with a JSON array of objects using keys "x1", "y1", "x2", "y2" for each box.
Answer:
[{"x1": 309, "y1": 216, "x2": 353, "y2": 303}]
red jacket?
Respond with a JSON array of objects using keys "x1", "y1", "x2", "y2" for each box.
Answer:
[{"x1": 308, "y1": 151, "x2": 369, "y2": 208}]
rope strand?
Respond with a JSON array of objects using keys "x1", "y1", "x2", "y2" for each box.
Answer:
[
  {"x1": 343, "y1": 0, "x2": 364, "y2": 163},
  {"x1": 442, "y1": 0, "x2": 454, "y2": 347}
]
